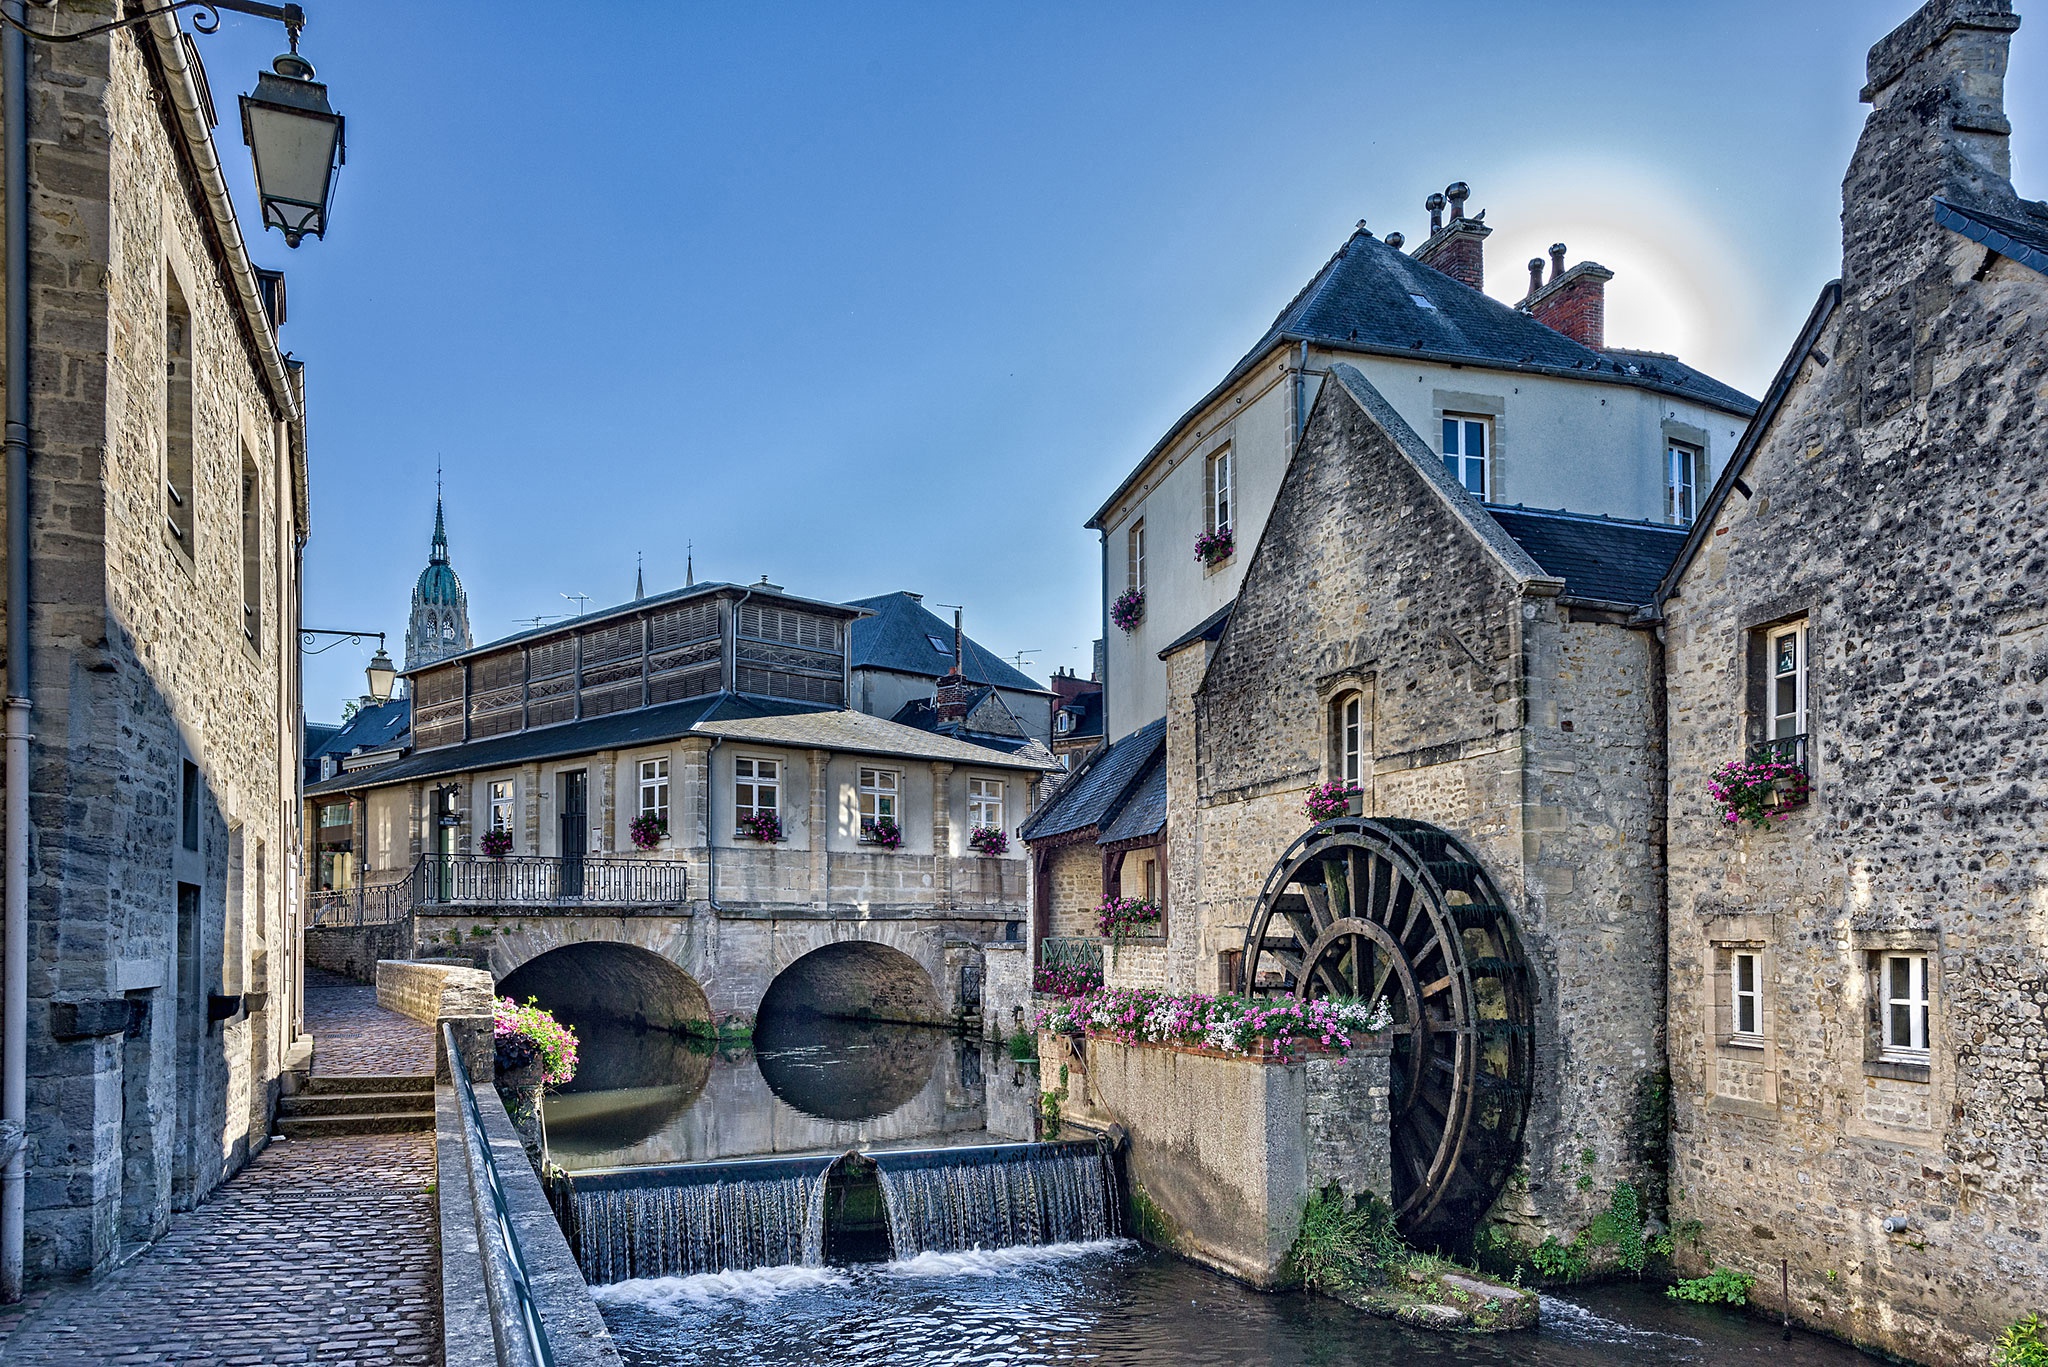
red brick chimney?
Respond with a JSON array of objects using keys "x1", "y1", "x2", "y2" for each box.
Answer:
[
  {"x1": 1412, "y1": 181, "x2": 1491, "y2": 291},
  {"x1": 934, "y1": 607, "x2": 973, "y2": 725},
  {"x1": 1519, "y1": 243, "x2": 1615, "y2": 349}
]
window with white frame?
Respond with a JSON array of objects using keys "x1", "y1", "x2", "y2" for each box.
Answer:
[
  {"x1": 1127, "y1": 520, "x2": 1146, "y2": 593},
  {"x1": 1337, "y1": 693, "x2": 1363, "y2": 790},
  {"x1": 488, "y1": 780, "x2": 514, "y2": 833},
  {"x1": 968, "y1": 777, "x2": 1004, "y2": 831},
  {"x1": 638, "y1": 757, "x2": 670, "y2": 827},
  {"x1": 1207, "y1": 447, "x2": 1233, "y2": 533},
  {"x1": 1881, "y1": 953, "x2": 1931, "y2": 1062},
  {"x1": 1731, "y1": 950, "x2": 1763, "y2": 1042},
  {"x1": 734, "y1": 756, "x2": 779, "y2": 824},
  {"x1": 858, "y1": 767, "x2": 899, "y2": 839},
  {"x1": 1769, "y1": 622, "x2": 1807, "y2": 740},
  {"x1": 1666, "y1": 442, "x2": 1702, "y2": 525},
  {"x1": 1441, "y1": 415, "x2": 1492, "y2": 499},
  {"x1": 1055, "y1": 710, "x2": 1074, "y2": 735}
]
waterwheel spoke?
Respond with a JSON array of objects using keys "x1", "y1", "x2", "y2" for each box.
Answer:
[{"x1": 1300, "y1": 881, "x2": 1334, "y2": 936}]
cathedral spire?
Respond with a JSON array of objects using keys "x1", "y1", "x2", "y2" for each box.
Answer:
[
  {"x1": 404, "y1": 481, "x2": 473, "y2": 674},
  {"x1": 431, "y1": 495, "x2": 449, "y2": 565}
]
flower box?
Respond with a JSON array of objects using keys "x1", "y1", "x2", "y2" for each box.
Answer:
[
  {"x1": 968, "y1": 825, "x2": 1009, "y2": 857},
  {"x1": 737, "y1": 811, "x2": 784, "y2": 843},
  {"x1": 1194, "y1": 526, "x2": 1236, "y2": 567},
  {"x1": 862, "y1": 817, "x2": 903, "y2": 850}
]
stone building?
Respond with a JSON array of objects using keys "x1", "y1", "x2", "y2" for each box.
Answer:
[
  {"x1": 401, "y1": 494, "x2": 472, "y2": 674},
  {"x1": 1657, "y1": 1, "x2": 2048, "y2": 1359},
  {"x1": 0, "y1": 14, "x2": 310, "y2": 1284},
  {"x1": 304, "y1": 580, "x2": 1054, "y2": 1032},
  {"x1": 1091, "y1": 185, "x2": 1756, "y2": 747}
]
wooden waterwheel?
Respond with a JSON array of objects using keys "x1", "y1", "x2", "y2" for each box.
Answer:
[{"x1": 1237, "y1": 817, "x2": 1534, "y2": 1242}]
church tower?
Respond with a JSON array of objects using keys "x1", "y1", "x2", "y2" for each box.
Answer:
[{"x1": 403, "y1": 494, "x2": 473, "y2": 674}]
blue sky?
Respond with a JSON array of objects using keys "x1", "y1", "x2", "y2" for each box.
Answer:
[{"x1": 188, "y1": 2, "x2": 2044, "y2": 721}]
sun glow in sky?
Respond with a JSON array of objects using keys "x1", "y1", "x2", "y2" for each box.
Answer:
[{"x1": 182, "y1": 2, "x2": 2045, "y2": 721}]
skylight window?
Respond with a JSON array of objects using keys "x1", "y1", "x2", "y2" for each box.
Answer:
[
  {"x1": 1410, "y1": 293, "x2": 1438, "y2": 311},
  {"x1": 928, "y1": 634, "x2": 952, "y2": 653}
]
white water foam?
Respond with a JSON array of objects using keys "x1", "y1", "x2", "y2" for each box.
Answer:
[
  {"x1": 593, "y1": 1263, "x2": 848, "y2": 1312},
  {"x1": 880, "y1": 1238, "x2": 1136, "y2": 1279},
  {"x1": 1540, "y1": 1294, "x2": 1704, "y2": 1347}
]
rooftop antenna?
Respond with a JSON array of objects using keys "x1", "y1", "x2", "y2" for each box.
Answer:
[
  {"x1": 1010, "y1": 649, "x2": 1040, "y2": 670},
  {"x1": 517, "y1": 614, "x2": 564, "y2": 631},
  {"x1": 561, "y1": 591, "x2": 591, "y2": 617}
]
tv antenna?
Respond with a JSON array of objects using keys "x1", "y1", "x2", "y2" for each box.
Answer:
[{"x1": 561, "y1": 592, "x2": 591, "y2": 617}]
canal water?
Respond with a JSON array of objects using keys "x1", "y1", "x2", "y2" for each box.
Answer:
[{"x1": 547, "y1": 1015, "x2": 1884, "y2": 1367}]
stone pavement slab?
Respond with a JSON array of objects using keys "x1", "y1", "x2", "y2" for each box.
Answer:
[{"x1": 305, "y1": 966, "x2": 439, "y2": 1077}]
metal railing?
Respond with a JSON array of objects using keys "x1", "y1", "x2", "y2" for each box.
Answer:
[
  {"x1": 1748, "y1": 732, "x2": 1809, "y2": 771},
  {"x1": 1039, "y1": 935, "x2": 1106, "y2": 982},
  {"x1": 307, "y1": 872, "x2": 415, "y2": 927},
  {"x1": 444, "y1": 1023, "x2": 556, "y2": 1367},
  {"x1": 416, "y1": 854, "x2": 687, "y2": 908}
]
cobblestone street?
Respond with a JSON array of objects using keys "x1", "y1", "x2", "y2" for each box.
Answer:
[{"x1": 0, "y1": 975, "x2": 444, "y2": 1365}]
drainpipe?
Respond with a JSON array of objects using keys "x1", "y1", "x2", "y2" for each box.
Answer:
[
  {"x1": 705, "y1": 732, "x2": 724, "y2": 913},
  {"x1": 3, "y1": 0, "x2": 32, "y2": 1304},
  {"x1": 1292, "y1": 340, "x2": 1309, "y2": 444}
]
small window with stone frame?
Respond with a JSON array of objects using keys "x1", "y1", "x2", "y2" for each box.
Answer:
[
  {"x1": 734, "y1": 756, "x2": 779, "y2": 827},
  {"x1": 1729, "y1": 950, "x2": 1764, "y2": 1044},
  {"x1": 1329, "y1": 691, "x2": 1367, "y2": 812},
  {"x1": 488, "y1": 780, "x2": 515, "y2": 834},
  {"x1": 1877, "y1": 952, "x2": 1931, "y2": 1064},
  {"x1": 164, "y1": 272, "x2": 195, "y2": 560},
  {"x1": 858, "y1": 767, "x2": 900, "y2": 840},
  {"x1": 638, "y1": 757, "x2": 670, "y2": 827},
  {"x1": 968, "y1": 776, "x2": 1004, "y2": 832},
  {"x1": 1441, "y1": 414, "x2": 1492, "y2": 500},
  {"x1": 1745, "y1": 616, "x2": 1812, "y2": 774},
  {"x1": 1127, "y1": 519, "x2": 1146, "y2": 594},
  {"x1": 1205, "y1": 446, "x2": 1234, "y2": 535},
  {"x1": 239, "y1": 447, "x2": 262, "y2": 648},
  {"x1": 1666, "y1": 441, "x2": 1702, "y2": 525}
]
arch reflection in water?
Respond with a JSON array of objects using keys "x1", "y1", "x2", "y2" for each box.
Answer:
[{"x1": 753, "y1": 1014, "x2": 943, "y2": 1122}]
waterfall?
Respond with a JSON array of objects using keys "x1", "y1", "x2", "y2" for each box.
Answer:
[
  {"x1": 558, "y1": 1141, "x2": 1121, "y2": 1282},
  {"x1": 564, "y1": 1156, "x2": 835, "y2": 1285},
  {"x1": 873, "y1": 1141, "x2": 1120, "y2": 1257}
]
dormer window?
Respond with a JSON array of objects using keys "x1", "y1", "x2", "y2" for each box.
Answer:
[{"x1": 1055, "y1": 710, "x2": 1074, "y2": 735}]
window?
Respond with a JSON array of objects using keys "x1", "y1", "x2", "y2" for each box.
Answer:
[
  {"x1": 1882, "y1": 954, "x2": 1931, "y2": 1061},
  {"x1": 926, "y1": 634, "x2": 951, "y2": 654},
  {"x1": 318, "y1": 803, "x2": 351, "y2": 829},
  {"x1": 638, "y1": 758, "x2": 669, "y2": 827},
  {"x1": 1769, "y1": 622, "x2": 1807, "y2": 741},
  {"x1": 1127, "y1": 519, "x2": 1146, "y2": 594},
  {"x1": 1337, "y1": 693, "x2": 1363, "y2": 789},
  {"x1": 488, "y1": 780, "x2": 514, "y2": 834},
  {"x1": 240, "y1": 449, "x2": 262, "y2": 646},
  {"x1": 1731, "y1": 951, "x2": 1763, "y2": 1041},
  {"x1": 1206, "y1": 447, "x2": 1233, "y2": 533},
  {"x1": 1055, "y1": 710, "x2": 1073, "y2": 735},
  {"x1": 164, "y1": 274, "x2": 194, "y2": 556},
  {"x1": 968, "y1": 777, "x2": 1004, "y2": 831},
  {"x1": 1140, "y1": 856, "x2": 1158, "y2": 904},
  {"x1": 1666, "y1": 442, "x2": 1701, "y2": 525},
  {"x1": 858, "y1": 768, "x2": 899, "y2": 838},
  {"x1": 180, "y1": 760, "x2": 201, "y2": 852},
  {"x1": 734, "y1": 756, "x2": 779, "y2": 824},
  {"x1": 1441, "y1": 415, "x2": 1491, "y2": 499}
]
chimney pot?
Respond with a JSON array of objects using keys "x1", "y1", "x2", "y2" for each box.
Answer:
[
  {"x1": 1425, "y1": 192, "x2": 1445, "y2": 233},
  {"x1": 1527, "y1": 258, "x2": 1545, "y2": 297},
  {"x1": 1385, "y1": 231, "x2": 1405, "y2": 250},
  {"x1": 1549, "y1": 243, "x2": 1567, "y2": 282},
  {"x1": 1445, "y1": 182, "x2": 1470, "y2": 221}
]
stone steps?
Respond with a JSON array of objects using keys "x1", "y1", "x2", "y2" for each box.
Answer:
[{"x1": 277, "y1": 1071, "x2": 437, "y2": 1138}]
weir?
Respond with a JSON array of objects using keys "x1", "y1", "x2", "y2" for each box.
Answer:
[{"x1": 555, "y1": 1140, "x2": 1120, "y2": 1285}]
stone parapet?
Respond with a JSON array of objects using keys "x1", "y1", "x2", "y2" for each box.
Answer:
[{"x1": 379, "y1": 960, "x2": 496, "y2": 1083}]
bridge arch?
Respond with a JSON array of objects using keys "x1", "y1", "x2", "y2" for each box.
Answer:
[
  {"x1": 498, "y1": 940, "x2": 712, "y2": 1036},
  {"x1": 758, "y1": 940, "x2": 944, "y2": 1025}
]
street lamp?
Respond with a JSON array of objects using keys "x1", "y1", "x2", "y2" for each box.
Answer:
[
  {"x1": 239, "y1": 44, "x2": 344, "y2": 248},
  {"x1": 363, "y1": 647, "x2": 396, "y2": 703}
]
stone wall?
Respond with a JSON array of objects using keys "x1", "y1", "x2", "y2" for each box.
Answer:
[
  {"x1": 306, "y1": 919, "x2": 412, "y2": 983},
  {"x1": 1661, "y1": 4, "x2": 2048, "y2": 1361},
  {"x1": 981, "y1": 942, "x2": 1030, "y2": 1042},
  {"x1": 3, "y1": 18, "x2": 306, "y2": 1280},
  {"x1": 1043, "y1": 843, "x2": 1100, "y2": 938},
  {"x1": 1046, "y1": 1033, "x2": 1391, "y2": 1286},
  {"x1": 376, "y1": 960, "x2": 495, "y2": 1082}
]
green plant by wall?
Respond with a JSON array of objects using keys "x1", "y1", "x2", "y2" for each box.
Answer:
[
  {"x1": 1008, "y1": 1031, "x2": 1037, "y2": 1063},
  {"x1": 1668, "y1": 1267, "x2": 1756, "y2": 1305},
  {"x1": 1994, "y1": 1315, "x2": 2048, "y2": 1367},
  {"x1": 1515, "y1": 1181, "x2": 1670, "y2": 1283},
  {"x1": 1041, "y1": 1064, "x2": 1068, "y2": 1141},
  {"x1": 1287, "y1": 1188, "x2": 1406, "y2": 1292}
]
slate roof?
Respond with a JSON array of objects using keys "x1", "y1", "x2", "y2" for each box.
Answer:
[
  {"x1": 1097, "y1": 751, "x2": 1167, "y2": 845},
  {"x1": 1157, "y1": 601, "x2": 1234, "y2": 660},
  {"x1": 846, "y1": 592, "x2": 1049, "y2": 693},
  {"x1": 889, "y1": 691, "x2": 1036, "y2": 755},
  {"x1": 1055, "y1": 690, "x2": 1103, "y2": 741},
  {"x1": 1021, "y1": 719, "x2": 1166, "y2": 843},
  {"x1": 1935, "y1": 195, "x2": 2048, "y2": 277},
  {"x1": 1488, "y1": 506, "x2": 1688, "y2": 607},
  {"x1": 1091, "y1": 225, "x2": 1758, "y2": 529},
  {"x1": 305, "y1": 693, "x2": 812, "y2": 796},
  {"x1": 307, "y1": 698, "x2": 412, "y2": 767},
  {"x1": 694, "y1": 707, "x2": 1059, "y2": 771}
]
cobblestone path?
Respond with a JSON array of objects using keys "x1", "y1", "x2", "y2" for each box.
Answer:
[{"x1": 0, "y1": 974, "x2": 444, "y2": 1365}]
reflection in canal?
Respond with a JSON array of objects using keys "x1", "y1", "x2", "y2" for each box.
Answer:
[{"x1": 540, "y1": 1012, "x2": 1035, "y2": 1170}]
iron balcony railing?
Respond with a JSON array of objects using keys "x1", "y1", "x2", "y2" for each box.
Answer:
[
  {"x1": 1038, "y1": 934, "x2": 1105, "y2": 982},
  {"x1": 1749, "y1": 732, "x2": 1809, "y2": 771},
  {"x1": 415, "y1": 854, "x2": 688, "y2": 908},
  {"x1": 307, "y1": 872, "x2": 415, "y2": 927}
]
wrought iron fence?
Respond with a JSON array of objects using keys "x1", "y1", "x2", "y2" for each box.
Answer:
[
  {"x1": 416, "y1": 854, "x2": 687, "y2": 908},
  {"x1": 1037, "y1": 935, "x2": 1106, "y2": 994},
  {"x1": 307, "y1": 872, "x2": 415, "y2": 927},
  {"x1": 1748, "y1": 732, "x2": 1810, "y2": 771}
]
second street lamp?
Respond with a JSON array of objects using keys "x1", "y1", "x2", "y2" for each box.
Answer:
[{"x1": 240, "y1": 39, "x2": 345, "y2": 248}]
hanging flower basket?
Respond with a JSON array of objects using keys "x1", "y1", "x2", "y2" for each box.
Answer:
[
  {"x1": 1096, "y1": 894, "x2": 1161, "y2": 951},
  {"x1": 1302, "y1": 781, "x2": 1364, "y2": 824},
  {"x1": 864, "y1": 817, "x2": 903, "y2": 850},
  {"x1": 1707, "y1": 758, "x2": 1811, "y2": 829},
  {"x1": 1194, "y1": 526, "x2": 1235, "y2": 567},
  {"x1": 739, "y1": 811, "x2": 784, "y2": 843},
  {"x1": 628, "y1": 814, "x2": 668, "y2": 851},
  {"x1": 493, "y1": 996, "x2": 579, "y2": 1087},
  {"x1": 1110, "y1": 588, "x2": 1145, "y2": 634},
  {"x1": 968, "y1": 825, "x2": 1009, "y2": 857},
  {"x1": 479, "y1": 828, "x2": 513, "y2": 860}
]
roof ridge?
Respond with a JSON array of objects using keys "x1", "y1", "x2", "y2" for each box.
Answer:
[
  {"x1": 1490, "y1": 503, "x2": 1688, "y2": 532},
  {"x1": 1264, "y1": 225, "x2": 1375, "y2": 335}
]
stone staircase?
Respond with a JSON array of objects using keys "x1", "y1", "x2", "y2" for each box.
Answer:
[{"x1": 275, "y1": 1072, "x2": 436, "y2": 1139}]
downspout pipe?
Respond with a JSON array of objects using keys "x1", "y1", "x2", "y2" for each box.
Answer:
[{"x1": 3, "y1": 0, "x2": 32, "y2": 1304}]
